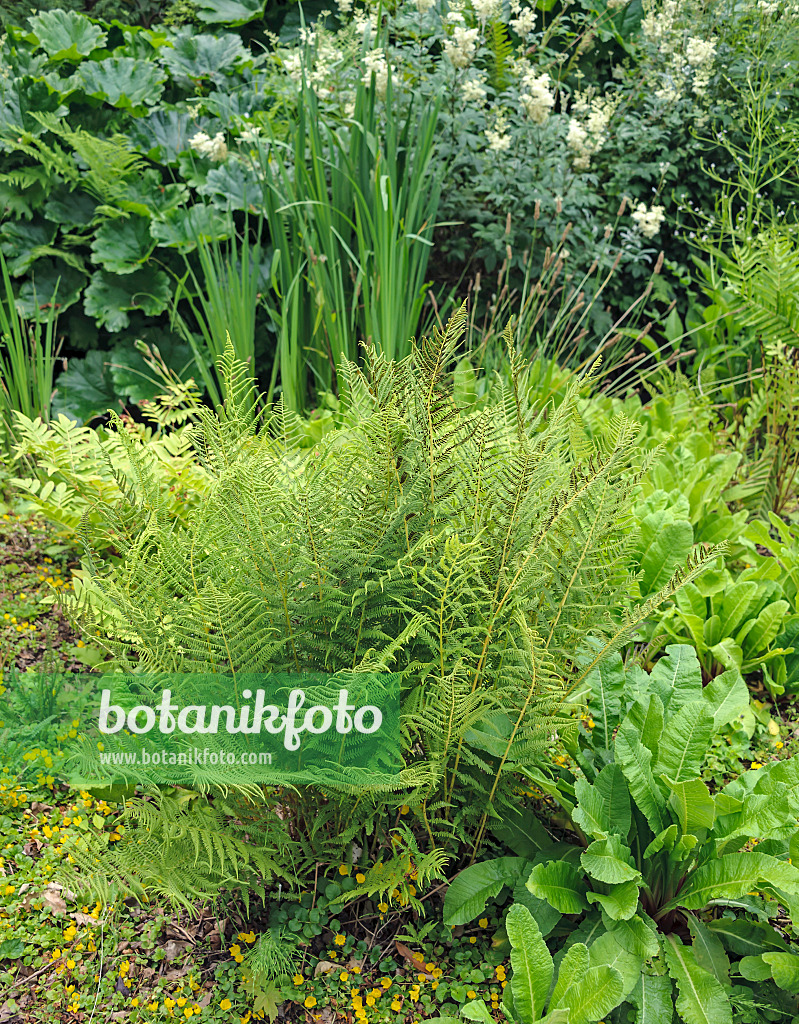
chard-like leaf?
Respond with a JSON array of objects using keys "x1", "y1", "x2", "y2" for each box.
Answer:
[{"x1": 664, "y1": 936, "x2": 732, "y2": 1024}]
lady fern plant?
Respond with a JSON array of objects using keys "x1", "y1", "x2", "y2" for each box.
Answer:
[{"x1": 73, "y1": 305, "x2": 717, "y2": 894}]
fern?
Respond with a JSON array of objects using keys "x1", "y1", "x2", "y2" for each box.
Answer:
[
  {"x1": 60, "y1": 311, "x2": 721, "y2": 905},
  {"x1": 487, "y1": 19, "x2": 514, "y2": 92}
]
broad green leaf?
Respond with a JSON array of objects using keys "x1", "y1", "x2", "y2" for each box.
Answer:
[
  {"x1": 194, "y1": 0, "x2": 266, "y2": 24},
  {"x1": 586, "y1": 879, "x2": 640, "y2": 920},
  {"x1": 43, "y1": 186, "x2": 96, "y2": 227},
  {"x1": 527, "y1": 861, "x2": 589, "y2": 914},
  {"x1": 686, "y1": 915, "x2": 729, "y2": 984},
  {"x1": 90, "y1": 217, "x2": 154, "y2": 275},
  {"x1": 16, "y1": 259, "x2": 85, "y2": 321},
  {"x1": 76, "y1": 57, "x2": 166, "y2": 110},
  {"x1": 634, "y1": 510, "x2": 693, "y2": 598},
  {"x1": 491, "y1": 811, "x2": 554, "y2": 859},
  {"x1": 709, "y1": 638, "x2": 742, "y2": 672},
  {"x1": 443, "y1": 858, "x2": 531, "y2": 926},
  {"x1": 573, "y1": 778, "x2": 610, "y2": 839},
  {"x1": 701, "y1": 669, "x2": 749, "y2": 731},
  {"x1": 581, "y1": 836, "x2": 641, "y2": 885},
  {"x1": 649, "y1": 645, "x2": 702, "y2": 713},
  {"x1": 738, "y1": 955, "x2": 772, "y2": 981},
  {"x1": 0, "y1": 938, "x2": 25, "y2": 958},
  {"x1": 664, "y1": 936, "x2": 732, "y2": 1024},
  {"x1": 644, "y1": 824, "x2": 679, "y2": 859},
  {"x1": 605, "y1": 914, "x2": 660, "y2": 959},
  {"x1": 0, "y1": 219, "x2": 56, "y2": 276},
  {"x1": 763, "y1": 952, "x2": 799, "y2": 994},
  {"x1": 151, "y1": 205, "x2": 232, "y2": 254},
  {"x1": 51, "y1": 350, "x2": 120, "y2": 423},
  {"x1": 460, "y1": 1000, "x2": 493, "y2": 1024},
  {"x1": 716, "y1": 581, "x2": 760, "y2": 638},
  {"x1": 584, "y1": 652, "x2": 626, "y2": 749},
  {"x1": 706, "y1": 917, "x2": 790, "y2": 956},
  {"x1": 161, "y1": 32, "x2": 250, "y2": 80},
  {"x1": 629, "y1": 973, "x2": 674, "y2": 1024},
  {"x1": 665, "y1": 778, "x2": 716, "y2": 835},
  {"x1": 587, "y1": 931, "x2": 644, "y2": 1000},
  {"x1": 506, "y1": 904, "x2": 553, "y2": 1023},
  {"x1": 743, "y1": 601, "x2": 790, "y2": 657},
  {"x1": 594, "y1": 764, "x2": 632, "y2": 839},
  {"x1": 624, "y1": 694, "x2": 664, "y2": 760},
  {"x1": 655, "y1": 701, "x2": 714, "y2": 784},
  {"x1": 511, "y1": 879, "x2": 562, "y2": 938},
  {"x1": 550, "y1": 943, "x2": 589, "y2": 1009},
  {"x1": 557, "y1": 965, "x2": 625, "y2": 1024},
  {"x1": 28, "y1": 10, "x2": 107, "y2": 60},
  {"x1": 615, "y1": 719, "x2": 667, "y2": 834},
  {"x1": 199, "y1": 160, "x2": 263, "y2": 212},
  {"x1": 538, "y1": 1013, "x2": 570, "y2": 1024},
  {"x1": 83, "y1": 268, "x2": 171, "y2": 332},
  {"x1": 675, "y1": 582, "x2": 706, "y2": 622},
  {"x1": 669, "y1": 853, "x2": 799, "y2": 911}
]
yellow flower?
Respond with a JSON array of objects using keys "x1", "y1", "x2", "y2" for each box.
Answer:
[
  {"x1": 750, "y1": 762, "x2": 762, "y2": 770},
  {"x1": 378, "y1": 902, "x2": 388, "y2": 913},
  {"x1": 238, "y1": 931, "x2": 256, "y2": 943},
  {"x1": 292, "y1": 975, "x2": 305, "y2": 986},
  {"x1": 776, "y1": 741, "x2": 784, "y2": 749},
  {"x1": 366, "y1": 996, "x2": 376, "y2": 1007},
  {"x1": 399, "y1": 805, "x2": 409, "y2": 814},
  {"x1": 304, "y1": 997, "x2": 317, "y2": 1009},
  {"x1": 220, "y1": 998, "x2": 233, "y2": 1011},
  {"x1": 356, "y1": 873, "x2": 366, "y2": 883},
  {"x1": 229, "y1": 944, "x2": 242, "y2": 957},
  {"x1": 469, "y1": 936, "x2": 477, "y2": 944},
  {"x1": 381, "y1": 977, "x2": 392, "y2": 989},
  {"x1": 340, "y1": 972, "x2": 349, "y2": 983},
  {"x1": 339, "y1": 864, "x2": 350, "y2": 876},
  {"x1": 66, "y1": 959, "x2": 75, "y2": 969},
  {"x1": 334, "y1": 933, "x2": 346, "y2": 946},
  {"x1": 391, "y1": 1000, "x2": 402, "y2": 1011},
  {"x1": 467, "y1": 991, "x2": 477, "y2": 999},
  {"x1": 478, "y1": 918, "x2": 488, "y2": 928}
]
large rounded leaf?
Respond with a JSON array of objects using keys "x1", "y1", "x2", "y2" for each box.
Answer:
[
  {"x1": 28, "y1": 10, "x2": 107, "y2": 60},
  {"x1": 84, "y1": 268, "x2": 172, "y2": 331}
]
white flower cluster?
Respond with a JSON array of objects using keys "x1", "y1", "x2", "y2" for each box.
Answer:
[
  {"x1": 361, "y1": 48, "x2": 390, "y2": 98},
  {"x1": 640, "y1": 0, "x2": 679, "y2": 46},
  {"x1": 566, "y1": 90, "x2": 618, "y2": 171},
  {"x1": 462, "y1": 74, "x2": 487, "y2": 104},
  {"x1": 631, "y1": 201, "x2": 665, "y2": 239},
  {"x1": 485, "y1": 125, "x2": 511, "y2": 152},
  {"x1": 415, "y1": 0, "x2": 436, "y2": 11},
  {"x1": 520, "y1": 70, "x2": 555, "y2": 126},
  {"x1": 472, "y1": 0, "x2": 501, "y2": 21},
  {"x1": 606, "y1": 0, "x2": 632, "y2": 7},
  {"x1": 758, "y1": 0, "x2": 779, "y2": 12},
  {"x1": 443, "y1": 26, "x2": 480, "y2": 68},
  {"x1": 189, "y1": 131, "x2": 227, "y2": 161},
  {"x1": 685, "y1": 35, "x2": 717, "y2": 96}
]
